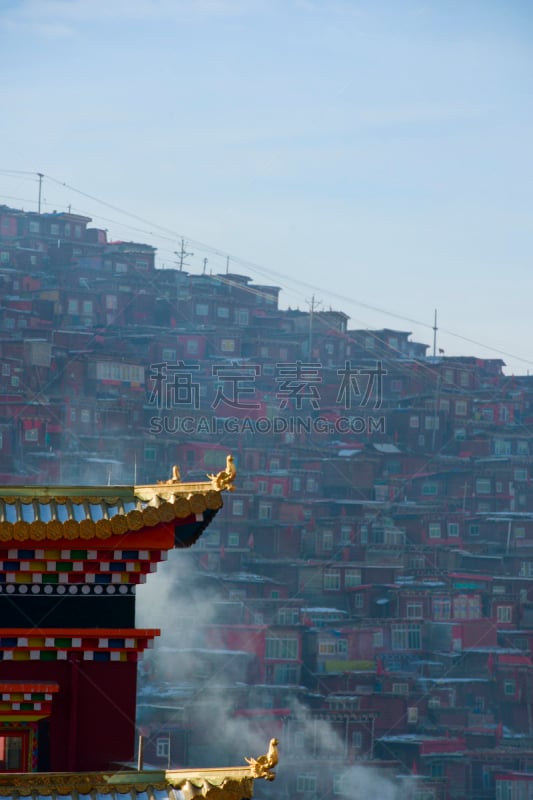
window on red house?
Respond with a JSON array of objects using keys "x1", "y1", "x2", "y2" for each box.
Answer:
[{"x1": 0, "y1": 732, "x2": 27, "y2": 772}]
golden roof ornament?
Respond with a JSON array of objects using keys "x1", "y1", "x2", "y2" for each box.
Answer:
[
  {"x1": 207, "y1": 454, "x2": 237, "y2": 492},
  {"x1": 158, "y1": 464, "x2": 182, "y2": 485},
  {"x1": 245, "y1": 738, "x2": 278, "y2": 781}
]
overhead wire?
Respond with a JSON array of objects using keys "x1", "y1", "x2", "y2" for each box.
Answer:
[{"x1": 3, "y1": 169, "x2": 531, "y2": 368}]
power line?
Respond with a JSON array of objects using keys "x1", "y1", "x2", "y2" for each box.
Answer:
[{"x1": 2, "y1": 171, "x2": 533, "y2": 368}]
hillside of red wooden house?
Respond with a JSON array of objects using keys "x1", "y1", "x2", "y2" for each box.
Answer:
[{"x1": 6, "y1": 204, "x2": 533, "y2": 796}]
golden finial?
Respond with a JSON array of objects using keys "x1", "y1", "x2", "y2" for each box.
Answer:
[
  {"x1": 157, "y1": 465, "x2": 181, "y2": 485},
  {"x1": 207, "y1": 454, "x2": 237, "y2": 492},
  {"x1": 245, "y1": 738, "x2": 278, "y2": 781}
]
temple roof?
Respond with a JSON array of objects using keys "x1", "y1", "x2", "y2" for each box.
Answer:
[
  {"x1": 0, "y1": 460, "x2": 236, "y2": 542},
  {"x1": 0, "y1": 766, "x2": 256, "y2": 799},
  {"x1": 0, "y1": 736, "x2": 278, "y2": 799}
]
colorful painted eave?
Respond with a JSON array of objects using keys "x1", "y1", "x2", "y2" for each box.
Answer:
[
  {"x1": 0, "y1": 476, "x2": 227, "y2": 542},
  {"x1": 0, "y1": 628, "x2": 159, "y2": 662},
  {"x1": 0, "y1": 680, "x2": 59, "y2": 722}
]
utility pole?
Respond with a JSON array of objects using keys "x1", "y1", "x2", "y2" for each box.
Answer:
[
  {"x1": 174, "y1": 238, "x2": 194, "y2": 271},
  {"x1": 433, "y1": 309, "x2": 438, "y2": 358},
  {"x1": 203, "y1": 258, "x2": 208, "y2": 275},
  {"x1": 432, "y1": 375, "x2": 441, "y2": 452},
  {"x1": 307, "y1": 295, "x2": 321, "y2": 358},
  {"x1": 37, "y1": 172, "x2": 44, "y2": 214},
  {"x1": 226, "y1": 256, "x2": 230, "y2": 274}
]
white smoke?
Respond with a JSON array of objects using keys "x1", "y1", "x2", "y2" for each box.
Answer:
[
  {"x1": 136, "y1": 549, "x2": 218, "y2": 648},
  {"x1": 282, "y1": 700, "x2": 416, "y2": 799},
  {"x1": 135, "y1": 551, "x2": 419, "y2": 798},
  {"x1": 135, "y1": 548, "x2": 271, "y2": 764},
  {"x1": 338, "y1": 765, "x2": 415, "y2": 800}
]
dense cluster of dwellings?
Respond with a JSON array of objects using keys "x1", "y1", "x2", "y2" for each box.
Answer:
[{"x1": 3, "y1": 204, "x2": 533, "y2": 798}]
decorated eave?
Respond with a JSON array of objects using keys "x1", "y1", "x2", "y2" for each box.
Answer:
[
  {"x1": 0, "y1": 738, "x2": 278, "y2": 799},
  {"x1": 0, "y1": 459, "x2": 235, "y2": 655},
  {"x1": 0, "y1": 460, "x2": 236, "y2": 590},
  {"x1": 0, "y1": 681, "x2": 59, "y2": 722},
  {"x1": 0, "y1": 629, "x2": 158, "y2": 663},
  {"x1": 0, "y1": 475, "x2": 231, "y2": 545},
  {"x1": 0, "y1": 767, "x2": 254, "y2": 800}
]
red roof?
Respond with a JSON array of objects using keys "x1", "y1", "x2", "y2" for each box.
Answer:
[{"x1": 498, "y1": 655, "x2": 533, "y2": 667}]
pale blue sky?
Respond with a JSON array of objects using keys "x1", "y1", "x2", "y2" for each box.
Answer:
[{"x1": 1, "y1": 0, "x2": 532, "y2": 372}]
